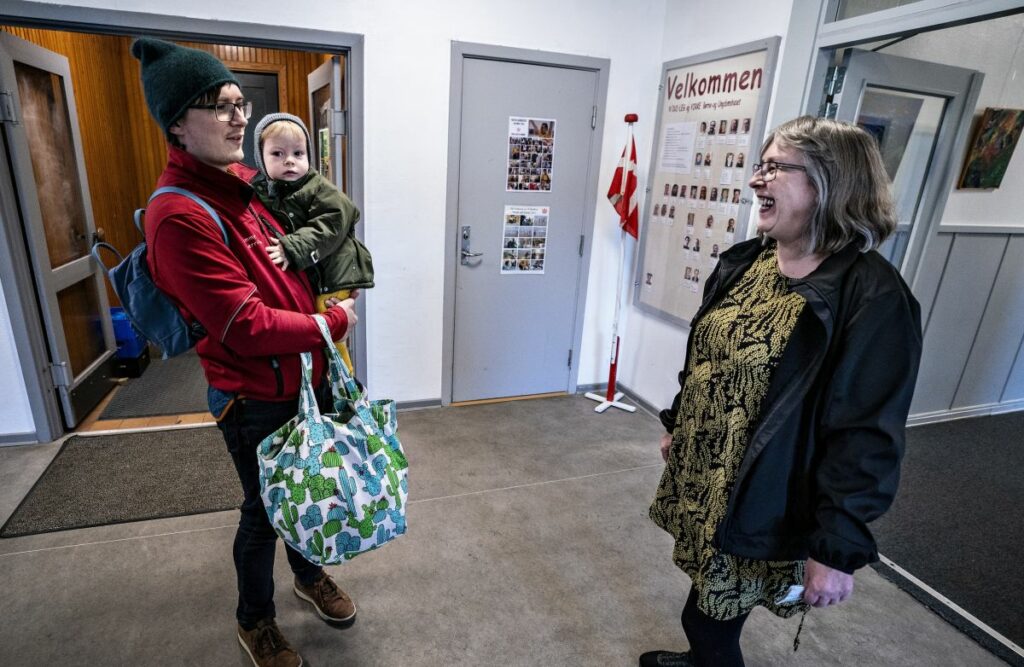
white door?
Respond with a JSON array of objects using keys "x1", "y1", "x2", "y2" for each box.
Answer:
[
  {"x1": 821, "y1": 48, "x2": 983, "y2": 281},
  {"x1": 451, "y1": 57, "x2": 600, "y2": 402},
  {"x1": 307, "y1": 55, "x2": 363, "y2": 371},
  {"x1": 308, "y1": 56, "x2": 345, "y2": 189},
  {"x1": 818, "y1": 49, "x2": 986, "y2": 418},
  {"x1": 0, "y1": 32, "x2": 115, "y2": 428}
]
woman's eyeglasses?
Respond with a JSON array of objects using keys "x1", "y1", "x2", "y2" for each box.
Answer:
[
  {"x1": 751, "y1": 161, "x2": 806, "y2": 182},
  {"x1": 189, "y1": 100, "x2": 253, "y2": 122}
]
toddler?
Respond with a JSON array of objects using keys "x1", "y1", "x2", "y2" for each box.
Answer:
[{"x1": 252, "y1": 112, "x2": 374, "y2": 373}]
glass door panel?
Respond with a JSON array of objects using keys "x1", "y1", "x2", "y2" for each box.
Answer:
[
  {"x1": 829, "y1": 0, "x2": 925, "y2": 22},
  {"x1": 14, "y1": 62, "x2": 91, "y2": 269},
  {"x1": 857, "y1": 87, "x2": 946, "y2": 267}
]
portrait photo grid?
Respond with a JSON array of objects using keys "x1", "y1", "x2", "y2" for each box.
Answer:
[{"x1": 506, "y1": 117, "x2": 556, "y2": 191}]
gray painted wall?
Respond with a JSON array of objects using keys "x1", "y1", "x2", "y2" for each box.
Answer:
[{"x1": 909, "y1": 228, "x2": 1024, "y2": 423}]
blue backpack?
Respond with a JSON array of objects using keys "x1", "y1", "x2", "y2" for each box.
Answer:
[{"x1": 91, "y1": 186, "x2": 228, "y2": 359}]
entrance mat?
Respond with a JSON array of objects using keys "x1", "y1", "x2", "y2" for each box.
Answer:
[
  {"x1": 870, "y1": 411, "x2": 1024, "y2": 666},
  {"x1": 100, "y1": 349, "x2": 208, "y2": 420},
  {"x1": 1, "y1": 426, "x2": 241, "y2": 537}
]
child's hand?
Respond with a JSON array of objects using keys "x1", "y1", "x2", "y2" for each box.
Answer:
[{"x1": 266, "y1": 238, "x2": 289, "y2": 270}]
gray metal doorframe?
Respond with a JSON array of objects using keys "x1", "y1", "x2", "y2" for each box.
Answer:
[
  {"x1": 0, "y1": 0, "x2": 365, "y2": 443},
  {"x1": 442, "y1": 42, "x2": 609, "y2": 405}
]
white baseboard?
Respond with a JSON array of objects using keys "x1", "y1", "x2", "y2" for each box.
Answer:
[{"x1": 907, "y1": 398, "x2": 1024, "y2": 427}]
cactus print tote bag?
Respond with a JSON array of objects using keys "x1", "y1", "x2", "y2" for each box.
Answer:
[{"x1": 257, "y1": 315, "x2": 409, "y2": 564}]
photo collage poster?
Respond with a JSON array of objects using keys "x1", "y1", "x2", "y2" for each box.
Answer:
[
  {"x1": 501, "y1": 206, "x2": 549, "y2": 274},
  {"x1": 506, "y1": 117, "x2": 556, "y2": 191},
  {"x1": 638, "y1": 48, "x2": 770, "y2": 323}
]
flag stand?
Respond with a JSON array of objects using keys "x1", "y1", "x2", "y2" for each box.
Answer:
[{"x1": 586, "y1": 113, "x2": 639, "y2": 414}]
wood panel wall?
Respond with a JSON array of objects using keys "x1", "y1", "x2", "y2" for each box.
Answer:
[
  {"x1": 2, "y1": 27, "x2": 335, "y2": 305},
  {"x1": 909, "y1": 228, "x2": 1024, "y2": 423}
]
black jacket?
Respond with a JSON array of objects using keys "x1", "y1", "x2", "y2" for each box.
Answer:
[{"x1": 659, "y1": 238, "x2": 922, "y2": 574}]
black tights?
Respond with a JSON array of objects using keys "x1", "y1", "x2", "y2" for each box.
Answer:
[{"x1": 681, "y1": 588, "x2": 750, "y2": 667}]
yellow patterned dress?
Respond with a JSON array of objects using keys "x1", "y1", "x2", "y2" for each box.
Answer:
[{"x1": 650, "y1": 245, "x2": 810, "y2": 620}]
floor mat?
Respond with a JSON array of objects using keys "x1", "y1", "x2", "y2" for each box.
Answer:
[
  {"x1": 0, "y1": 426, "x2": 240, "y2": 537},
  {"x1": 100, "y1": 349, "x2": 208, "y2": 419},
  {"x1": 870, "y1": 411, "x2": 1024, "y2": 665}
]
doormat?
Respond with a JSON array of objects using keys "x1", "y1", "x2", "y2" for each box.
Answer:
[
  {"x1": 870, "y1": 411, "x2": 1024, "y2": 666},
  {"x1": 100, "y1": 349, "x2": 208, "y2": 419},
  {"x1": 1, "y1": 427, "x2": 241, "y2": 538}
]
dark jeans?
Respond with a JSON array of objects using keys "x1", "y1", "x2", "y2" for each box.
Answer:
[
  {"x1": 681, "y1": 587, "x2": 751, "y2": 667},
  {"x1": 216, "y1": 384, "x2": 332, "y2": 629}
]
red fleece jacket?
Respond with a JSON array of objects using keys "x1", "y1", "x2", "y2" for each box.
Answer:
[{"x1": 145, "y1": 146, "x2": 349, "y2": 401}]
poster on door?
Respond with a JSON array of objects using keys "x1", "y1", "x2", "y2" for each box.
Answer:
[
  {"x1": 501, "y1": 205, "x2": 548, "y2": 274},
  {"x1": 506, "y1": 117, "x2": 555, "y2": 191},
  {"x1": 635, "y1": 39, "x2": 779, "y2": 326}
]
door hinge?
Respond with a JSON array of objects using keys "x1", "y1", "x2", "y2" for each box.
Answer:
[
  {"x1": 48, "y1": 362, "x2": 72, "y2": 388},
  {"x1": 331, "y1": 109, "x2": 347, "y2": 136},
  {"x1": 578, "y1": 234, "x2": 585, "y2": 257},
  {"x1": 819, "y1": 66, "x2": 845, "y2": 119},
  {"x1": 824, "y1": 66, "x2": 846, "y2": 96},
  {"x1": 567, "y1": 349, "x2": 573, "y2": 368},
  {"x1": 0, "y1": 91, "x2": 18, "y2": 124},
  {"x1": 591, "y1": 106, "x2": 598, "y2": 130}
]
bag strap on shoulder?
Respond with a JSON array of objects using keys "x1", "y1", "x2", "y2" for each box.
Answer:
[{"x1": 145, "y1": 186, "x2": 230, "y2": 246}]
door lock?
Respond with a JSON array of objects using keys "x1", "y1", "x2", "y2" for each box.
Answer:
[{"x1": 460, "y1": 225, "x2": 483, "y2": 265}]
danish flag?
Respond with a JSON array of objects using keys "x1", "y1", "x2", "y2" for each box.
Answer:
[{"x1": 607, "y1": 137, "x2": 639, "y2": 239}]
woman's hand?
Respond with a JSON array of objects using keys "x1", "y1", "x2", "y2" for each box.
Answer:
[
  {"x1": 803, "y1": 558, "x2": 854, "y2": 607},
  {"x1": 659, "y1": 433, "x2": 672, "y2": 462}
]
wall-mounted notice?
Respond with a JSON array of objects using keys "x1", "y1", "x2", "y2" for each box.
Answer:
[
  {"x1": 501, "y1": 205, "x2": 549, "y2": 274},
  {"x1": 507, "y1": 117, "x2": 556, "y2": 191},
  {"x1": 635, "y1": 38, "x2": 780, "y2": 327}
]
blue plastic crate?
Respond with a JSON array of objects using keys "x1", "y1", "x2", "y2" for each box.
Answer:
[{"x1": 110, "y1": 307, "x2": 147, "y2": 359}]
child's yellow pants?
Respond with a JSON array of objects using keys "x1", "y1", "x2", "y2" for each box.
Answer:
[{"x1": 315, "y1": 289, "x2": 354, "y2": 375}]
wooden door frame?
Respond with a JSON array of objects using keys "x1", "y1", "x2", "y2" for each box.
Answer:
[
  {"x1": 441, "y1": 42, "x2": 610, "y2": 406},
  {"x1": 0, "y1": 0, "x2": 364, "y2": 443}
]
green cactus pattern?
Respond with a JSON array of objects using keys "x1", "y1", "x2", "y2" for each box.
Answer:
[
  {"x1": 321, "y1": 447, "x2": 342, "y2": 468},
  {"x1": 276, "y1": 503, "x2": 300, "y2": 544},
  {"x1": 256, "y1": 316, "x2": 409, "y2": 566}
]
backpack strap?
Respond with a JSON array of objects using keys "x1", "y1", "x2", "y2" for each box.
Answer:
[
  {"x1": 147, "y1": 186, "x2": 230, "y2": 245},
  {"x1": 90, "y1": 241, "x2": 125, "y2": 270}
]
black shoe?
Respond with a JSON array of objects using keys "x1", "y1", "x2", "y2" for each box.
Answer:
[{"x1": 639, "y1": 650, "x2": 695, "y2": 667}]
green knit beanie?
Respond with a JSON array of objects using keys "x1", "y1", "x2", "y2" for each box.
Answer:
[{"x1": 131, "y1": 37, "x2": 239, "y2": 132}]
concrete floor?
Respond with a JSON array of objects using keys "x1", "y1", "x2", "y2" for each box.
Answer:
[{"x1": 0, "y1": 395, "x2": 1005, "y2": 666}]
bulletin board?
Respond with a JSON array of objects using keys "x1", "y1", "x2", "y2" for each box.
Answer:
[{"x1": 634, "y1": 38, "x2": 780, "y2": 328}]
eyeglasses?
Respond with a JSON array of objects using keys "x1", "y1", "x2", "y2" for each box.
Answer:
[
  {"x1": 189, "y1": 100, "x2": 252, "y2": 122},
  {"x1": 751, "y1": 161, "x2": 807, "y2": 182}
]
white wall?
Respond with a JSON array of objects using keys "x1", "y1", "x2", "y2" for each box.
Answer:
[
  {"x1": 3, "y1": 0, "x2": 673, "y2": 425},
  {"x1": 876, "y1": 13, "x2": 1024, "y2": 227},
  {"x1": 616, "y1": 0, "x2": 797, "y2": 415}
]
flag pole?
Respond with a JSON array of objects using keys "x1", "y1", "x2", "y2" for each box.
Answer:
[{"x1": 586, "y1": 113, "x2": 638, "y2": 414}]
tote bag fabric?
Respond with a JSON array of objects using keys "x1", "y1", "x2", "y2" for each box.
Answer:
[{"x1": 257, "y1": 315, "x2": 408, "y2": 564}]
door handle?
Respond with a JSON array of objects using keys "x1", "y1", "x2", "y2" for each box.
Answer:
[{"x1": 460, "y1": 225, "x2": 483, "y2": 265}]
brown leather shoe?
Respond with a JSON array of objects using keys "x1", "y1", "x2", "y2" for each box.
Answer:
[
  {"x1": 237, "y1": 619, "x2": 302, "y2": 667},
  {"x1": 294, "y1": 571, "x2": 357, "y2": 625}
]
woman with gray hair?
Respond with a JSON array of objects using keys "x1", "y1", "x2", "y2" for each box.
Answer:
[{"x1": 641, "y1": 116, "x2": 923, "y2": 667}]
